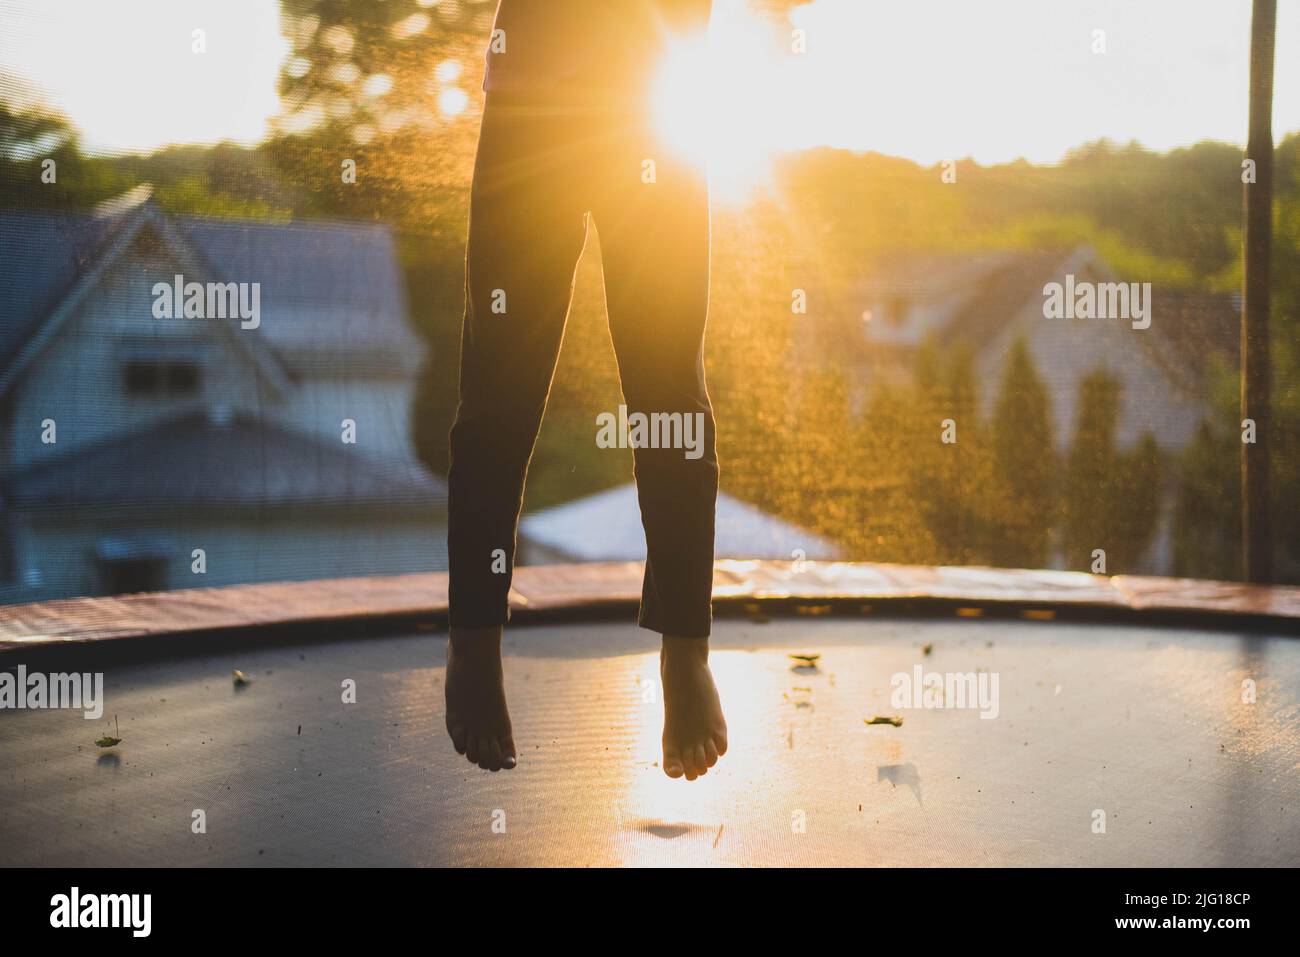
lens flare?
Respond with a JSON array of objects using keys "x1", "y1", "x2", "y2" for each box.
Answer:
[{"x1": 651, "y1": 3, "x2": 791, "y2": 203}]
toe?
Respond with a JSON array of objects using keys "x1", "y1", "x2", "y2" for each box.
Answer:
[
  {"x1": 703, "y1": 739, "x2": 718, "y2": 768},
  {"x1": 693, "y1": 744, "x2": 709, "y2": 776},
  {"x1": 682, "y1": 746, "x2": 700, "y2": 779},
  {"x1": 663, "y1": 745, "x2": 685, "y2": 778},
  {"x1": 713, "y1": 729, "x2": 728, "y2": 757},
  {"x1": 465, "y1": 735, "x2": 481, "y2": 765},
  {"x1": 448, "y1": 723, "x2": 468, "y2": 755},
  {"x1": 501, "y1": 733, "x2": 517, "y2": 770},
  {"x1": 683, "y1": 745, "x2": 698, "y2": 777}
]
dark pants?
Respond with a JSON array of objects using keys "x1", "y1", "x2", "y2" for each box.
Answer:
[{"x1": 447, "y1": 92, "x2": 718, "y2": 637}]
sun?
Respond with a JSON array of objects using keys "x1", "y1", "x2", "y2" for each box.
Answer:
[{"x1": 650, "y1": 1, "x2": 794, "y2": 203}]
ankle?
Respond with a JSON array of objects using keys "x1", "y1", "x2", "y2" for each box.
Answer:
[
  {"x1": 449, "y1": 624, "x2": 503, "y2": 653},
  {"x1": 661, "y1": 634, "x2": 709, "y2": 664}
]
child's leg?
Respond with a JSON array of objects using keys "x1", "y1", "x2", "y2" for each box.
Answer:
[
  {"x1": 593, "y1": 117, "x2": 725, "y2": 780},
  {"x1": 445, "y1": 96, "x2": 590, "y2": 771},
  {"x1": 595, "y1": 129, "x2": 717, "y2": 639}
]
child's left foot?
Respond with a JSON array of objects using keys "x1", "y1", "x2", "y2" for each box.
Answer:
[
  {"x1": 660, "y1": 636, "x2": 728, "y2": 780},
  {"x1": 445, "y1": 625, "x2": 516, "y2": 772}
]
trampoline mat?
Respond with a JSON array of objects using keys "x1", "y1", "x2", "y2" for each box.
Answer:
[{"x1": 1, "y1": 616, "x2": 1297, "y2": 866}]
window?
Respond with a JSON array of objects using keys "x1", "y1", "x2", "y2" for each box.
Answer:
[
  {"x1": 885, "y1": 296, "x2": 909, "y2": 328},
  {"x1": 98, "y1": 555, "x2": 168, "y2": 595},
  {"x1": 123, "y1": 361, "x2": 201, "y2": 397},
  {"x1": 95, "y1": 534, "x2": 172, "y2": 595}
]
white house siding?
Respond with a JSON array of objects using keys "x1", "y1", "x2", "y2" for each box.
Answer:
[
  {"x1": 276, "y1": 374, "x2": 420, "y2": 464},
  {"x1": 7, "y1": 229, "x2": 423, "y2": 474},
  {"x1": 6, "y1": 232, "x2": 275, "y2": 470},
  {"x1": 3, "y1": 505, "x2": 446, "y2": 603}
]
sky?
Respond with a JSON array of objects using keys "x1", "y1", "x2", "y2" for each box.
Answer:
[
  {"x1": 0, "y1": 0, "x2": 287, "y2": 155},
  {"x1": 0, "y1": 0, "x2": 1298, "y2": 165},
  {"x1": 781, "y1": 0, "x2": 1300, "y2": 163}
]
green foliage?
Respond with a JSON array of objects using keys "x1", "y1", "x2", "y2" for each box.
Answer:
[
  {"x1": 152, "y1": 176, "x2": 291, "y2": 221},
  {"x1": 971, "y1": 213, "x2": 1198, "y2": 287},
  {"x1": 988, "y1": 339, "x2": 1055, "y2": 568},
  {"x1": 1061, "y1": 371, "x2": 1120, "y2": 569},
  {"x1": 94, "y1": 716, "x2": 122, "y2": 748},
  {"x1": 269, "y1": 0, "x2": 491, "y2": 234},
  {"x1": 0, "y1": 90, "x2": 75, "y2": 160},
  {"x1": 277, "y1": 0, "x2": 489, "y2": 136},
  {"x1": 905, "y1": 342, "x2": 989, "y2": 565},
  {"x1": 1173, "y1": 419, "x2": 1241, "y2": 581},
  {"x1": 1061, "y1": 371, "x2": 1162, "y2": 573}
]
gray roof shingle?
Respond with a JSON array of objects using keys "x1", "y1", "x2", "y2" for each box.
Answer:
[
  {"x1": 5, "y1": 412, "x2": 446, "y2": 509},
  {"x1": 1135, "y1": 289, "x2": 1240, "y2": 393},
  {"x1": 0, "y1": 195, "x2": 423, "y2": 382},
  {"x1": 0, "y1": 210, "x2": 119, "y2": 374},
  {"x1": 176, "y1": 216, "x2": 422, "y2": 373},
  {"x1": 866, "y1": 247, "x2": 1240, "y2": 388},
  {"x1": 943, "y1": 250, "x2": 1073, "y2": 345}
]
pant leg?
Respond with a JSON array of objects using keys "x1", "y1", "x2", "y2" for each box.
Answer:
[
  {"x1": 591, "y1": 112, "x2": 717, "y2": 638},
  {"x1": 447, "y1": 95, "x2": 591, "y2": 628}
]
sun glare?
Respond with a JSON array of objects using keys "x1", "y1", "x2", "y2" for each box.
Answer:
[
  {"x1": 651, "y1": 1, "x2": 794, "y2": 203},
  {"x1": 4, "y1": 0, "x2": 1297, "y2": 164}
]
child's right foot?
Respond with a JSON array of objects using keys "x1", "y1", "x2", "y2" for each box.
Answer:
[
  {"x1": 444, "y1": 625, "x2": 516, "y2": 771},
  {"x1": 660, "y1": 635, "x2": 728, "y2": 780}
]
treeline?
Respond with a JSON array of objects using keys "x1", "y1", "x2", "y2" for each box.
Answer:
[{"x1": 711, "y1": 333, "x2": 1163, "y2": 575}]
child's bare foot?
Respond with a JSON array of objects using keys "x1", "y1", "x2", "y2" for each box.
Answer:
[
  {"x1": 445, "y1": 625, "x2": 516, "y2": 771},
  {"x1": 660, "y1": 635, "x2": 728, "y2": 780}
]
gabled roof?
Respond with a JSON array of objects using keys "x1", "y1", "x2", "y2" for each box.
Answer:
[
  {"x1": 4, "y1": 411, "x2": 447, "y2": 509},
  {"x1": 0, "y1": 187, "x2": 290, "y2": 397},
  {"x1": 0, "y1": 187, "x2": 423, "y2": 393},
  {"x1": 520, "y1": 483, "x2": 842, "y2": 562},
  {"x1": 860, "y1": 249, "x2": 1030, "y2": 302},
  {"x1": 942, "y1": 249, "x2": 1075, "y2": 345},
  {"x1": 175, "y1": 216, "x2": 421, "y2": 373},
  {"x1": 853, "y1": 248, "x2": 1077, "y2": 353},
  {"x1": 1136, "y1": 289, "x2": 1240, "y2": 394},
  {"x1": 0, "y1": 208, "x2": 120, "y2": 374},
  {"x1": 863, "y1": 246, "x2": 1240, "y2": 388}
]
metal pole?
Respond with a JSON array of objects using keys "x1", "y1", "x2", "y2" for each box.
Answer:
[{"x1": 1242, "y1": 0, "x2": 1275, "y2": 583}]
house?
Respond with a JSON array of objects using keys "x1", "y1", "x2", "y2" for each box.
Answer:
[
  {"x1": 849, "y1": 246, "x2": 1240, "y2": 574},
  {"x1": 857, "y1": 247, "x2": 1238, "y2": 448},
  {"x1": 0, "y1": 186, "x2": 447, "y2": 603},
  {"x1": 519, "y1": 482, "x2": 843, "y2": 564}
]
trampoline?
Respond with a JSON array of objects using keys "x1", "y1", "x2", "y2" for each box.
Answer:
[{"x1": 1, "y1": 561, "x2": 1298, "y2": 867}]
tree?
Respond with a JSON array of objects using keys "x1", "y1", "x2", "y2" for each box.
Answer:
[
  {"x1": 270, "y1": 0, "x2": 493, "y2": 231},
  {"x1": 906, "y1": 340, "x2": 994, "y2": 565},
  {"x1": 988, "y1": 338, "x2": 1055, "y2": 568},
  {"x1": 1173, "y1": 420, "x2": 1241, "y2": 580},
  {"x1": 1062, "y1": 370, "x2": 1161, "y2": 573}
]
